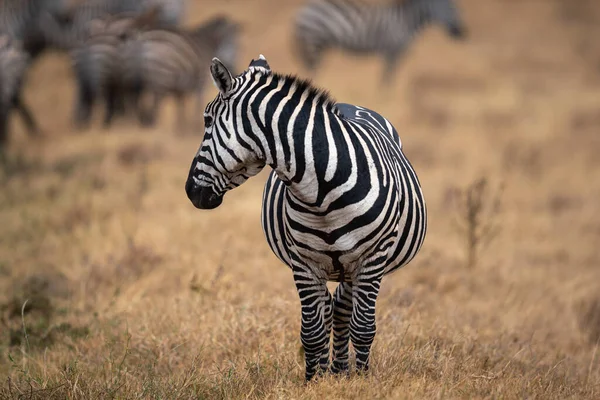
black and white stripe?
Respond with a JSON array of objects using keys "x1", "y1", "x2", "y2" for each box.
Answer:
[
  {"x1": 44, "y1": 0, "x2": 186, "y2": 50},
  {"x1": 185, "y1": 56, "x2": 427, "y2": 380},
  {"x1": 294, "y1": 0, "x2": 466, "y2": 80},
  {"x1": 118, "y1": 15, "x2": 241, "y2": 130},
  {"x1": 70, "y1": 9, "x2": 162, "y2": 129},
  {"x1": 0, "y1": 0, "x2": 69, "y2": 60},
  {"x1": 0, "y1": 34, "x2": 38, "y2": 146}
]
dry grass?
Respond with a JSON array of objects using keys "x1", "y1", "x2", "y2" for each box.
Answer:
[{"x1": 1, "y1": 0, "x2": 600, "y2": 398}]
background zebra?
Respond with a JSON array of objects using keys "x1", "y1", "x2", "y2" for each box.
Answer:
[
  {"x1": 0, "y1": 0, "x2": 70, "y2": 60},
  {"x1": 0, "y1": 34, "x2": 39, "y2": 147},
  {"x1": 44, "y1": 0, "x2": 186, "y2": 50},
  {"x1": 70, "y1": 7, "x2": 163, "y2": 129},
  {"x1": 185, "y1": 55, "x2": 427, "y2": 380},
  {"x1": 294, "y1": 0, "x2": 467, "y2": 81},
  {"x1": 118, "y1": 15, "x2": 241, "y2": 131}
]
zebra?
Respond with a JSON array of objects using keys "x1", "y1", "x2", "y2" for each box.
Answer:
[
  {"x1": 70, "y1": 7, "x2": 163, "y2": 129},
  {"x1": 0, "y1": 0, "x2": 70, "y2": 60},
  {"x1": 294, "y1": 0, "x2": 467, "y2": 81},
  {"x1": 185, "y1": 55, "x2": 427, "y2": 380},
  {"x1": 43, "y1": 0, "x2": 186, "y2": 50},
  {"x1": 0, "y1": 35, "x2": 39, "y2": 147},
  {"x1": 117, "y1": 15, "x2": 241, "y2": 131}
]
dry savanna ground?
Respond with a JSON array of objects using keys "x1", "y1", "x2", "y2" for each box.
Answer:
[{"x1": 1, "y1": 0, "x2": 600, "y2": 398}]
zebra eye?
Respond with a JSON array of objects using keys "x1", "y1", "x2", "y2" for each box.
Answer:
[{"x1": 204, "y1": 115, "x2": 213, "y2": 128}]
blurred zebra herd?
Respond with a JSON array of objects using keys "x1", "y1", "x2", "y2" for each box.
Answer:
[{"x1": 0, "y1": 0, "x2": 465, "y2": 148}]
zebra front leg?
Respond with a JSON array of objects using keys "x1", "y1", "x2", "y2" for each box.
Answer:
[
  {"x1": 174, "y1": 93, "x2": 187, "y2": 135},
  {"x1": 139, "y1": 92, "x2": 162, "y2": 128},
  {"x1": 382, "y1": 50, "x2": 404, "y2": 85},
  {"x1": 14, "y1": 95, "x2": 39, "y2": 137},
  {"x1": 0, "y1": 106, "x2": 9, "y2": 147},
  {"x1": 293, "y1": 267, "x2": 332, "y2": 381},
  {"x1": 331, "y1": 282, "x2": 352, "y2": 375},
  {"x1": 74, "y1": 75, "x2": 95, "y2": 130},
  {"x1": 103, "y1": 84, "x2": 120, "y2": 128},
  {"x1": 350, "y1": 270, "x2": 384, "y2": 373}
]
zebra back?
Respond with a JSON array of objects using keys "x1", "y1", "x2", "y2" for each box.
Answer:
[
  {"x1": 120, "y1": 15, "x2": 241, "y2": 94},
  {"x1": 83, "y1": 5, "x2": 163, "y2": 40},
  {"x1": 43, "y1": 0, "x2": 185, "y2": 50},
  {"x1": 0, "y1": 0, "x2": 67, "y2": 37}
]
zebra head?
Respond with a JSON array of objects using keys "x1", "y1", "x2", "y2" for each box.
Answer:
[
  {"x1": 185, "y1": 55, "x2": 270, "y2": 210},
  {"x1": 426, "y1": 0, "x2": 467, "y2": 39}
]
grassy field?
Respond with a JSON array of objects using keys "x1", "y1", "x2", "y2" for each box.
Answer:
[{"x1": 1, "y1": 0, "x2": 600, "y2": 398}]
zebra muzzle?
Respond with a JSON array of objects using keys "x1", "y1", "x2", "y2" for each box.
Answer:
[{"x1": 185, "y1": 180, "x2": 223, "y2": 210}]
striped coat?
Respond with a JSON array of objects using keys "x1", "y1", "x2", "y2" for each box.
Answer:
[
  {"x1": 42, "y1": 0, "x2": 186, "y2": 50},
  {"x1": 118, "y1": 15, "x2": 241, "y2": 130},
  {"x1": 70, "y1": 8, "x2": 163, "y2": 128},
  {"x1": 0, "y1": 0, "x2": 69, "y2": 60},
  {"x1": 185, "y1": 55, "x2": 427, "y2": 380},
  {"x1": 294, "y1": 0, "x2": 466, "y2": 80}
]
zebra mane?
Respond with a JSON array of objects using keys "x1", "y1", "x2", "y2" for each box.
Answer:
[{"x1": 272, "y1": 73, "x2": 341, "y2": 116}]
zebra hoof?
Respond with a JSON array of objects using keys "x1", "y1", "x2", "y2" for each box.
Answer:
[{"x1": 330, "y1": 361, "x2": 350, "y2": 376}]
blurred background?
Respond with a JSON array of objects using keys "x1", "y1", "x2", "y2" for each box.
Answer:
[{"x1": 1, "y1": 0, "x2": 599, "y2": 398}]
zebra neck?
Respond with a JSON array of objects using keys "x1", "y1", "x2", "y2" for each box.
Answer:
[{"x1": 249, "y1": 78, "x2": 346, "y2": 207}]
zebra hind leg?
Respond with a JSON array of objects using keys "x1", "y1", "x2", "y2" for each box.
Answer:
[
  {"x1": 293, "y1": 267, "x2": 332, "y2": 381},
  {"x1": 330, "y1": 282, "x2": 352, "y2": 375},
  {"x1": 350, "y1": 269, "x2": 384, "y2": 373}
]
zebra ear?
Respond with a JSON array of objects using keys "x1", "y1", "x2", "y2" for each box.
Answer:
[
  {"x1": 248, "y1": 54, "x2": 271, "y2": 74},
  {"x1": 210, "y1": 58, "x2": 233, "y2": 94}
]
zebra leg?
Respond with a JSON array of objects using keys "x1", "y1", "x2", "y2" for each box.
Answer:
[
  {"x1": 74, "y1": 78, "x2": 95, "y2": 130},
  {"x1": 13, "y1": 95, "x2": 39, "y2": 137},
  {"x1": 139, "y1": 92, "x2": 162, "y2": 128},
  {"x1": 330, "y1": 282, "x2": 352, "y2": 375},
  {"x1": 174, "y1": 93, "x2": 187, "y2": 135},
  {"x1": 0, "y1": 106, "x2": 9, "y2": 147},
  {"x1": 293, "y1": 266, "x2": 332, "y2": 381},
  {"x1": 350, "y1": 270, "x2": 384, "y2": 373},
  {"x1": 382, "y1": 50, "x2": 404, "y2": 84},
  {"x1": 103, "y1": 84, "x2": 119, "y2": 128}
]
